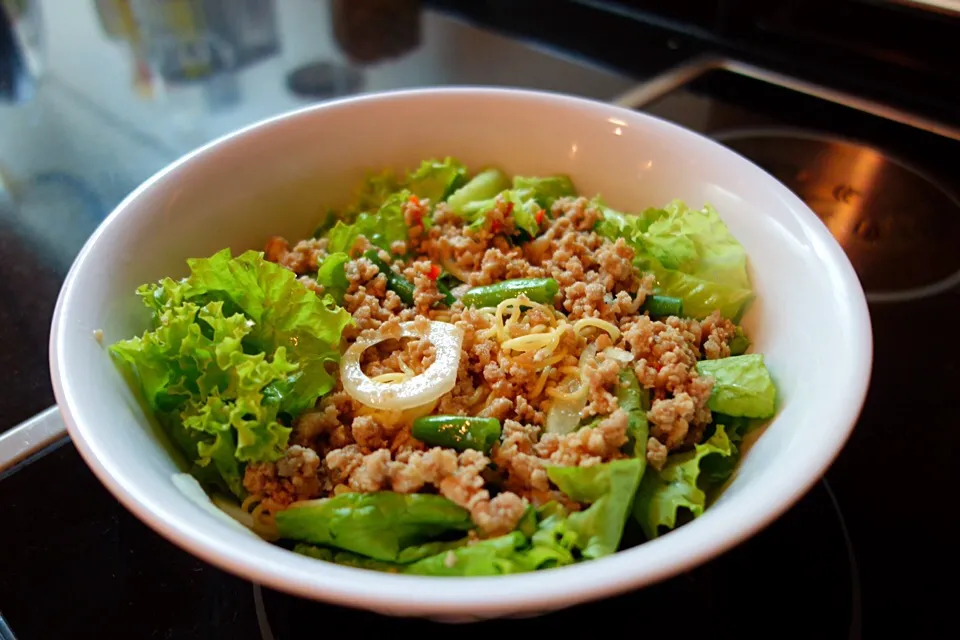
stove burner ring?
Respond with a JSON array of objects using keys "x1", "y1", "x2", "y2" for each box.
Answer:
[{"x1": 715, "y1": 128, "x2": 960, "y2": 303}]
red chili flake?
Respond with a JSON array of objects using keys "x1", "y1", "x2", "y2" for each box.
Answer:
[
  {"x1": 535, "y1": 209, "x2": 545, "y2": 225},
  {"x1": 427, "y1": 263, "x2": 441, "y2": 280},
  {"x1": 503, "y1": 201, "x2": 514, "y2": 216},
  {"x1": 491, "y1": 220, "x2": 504, "y2": 234},
  {"x1": 411, "y1": 209, "x2": 423, "y2": 226},
  {"x1": 408, "y1": 194, "x2": 420, "y2": 205}
]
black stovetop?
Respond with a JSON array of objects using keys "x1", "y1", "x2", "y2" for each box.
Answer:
[
  {"x1": 2, "y1": 3, "x2": 958, "y2": 639},
  {"x1": 629, "y1": 65, "x2": 960, "y2": 638}
]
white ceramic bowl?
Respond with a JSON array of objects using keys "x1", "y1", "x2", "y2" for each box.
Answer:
[{"x1": 50, "y1": 88, "x2": 872, "y2": 620}]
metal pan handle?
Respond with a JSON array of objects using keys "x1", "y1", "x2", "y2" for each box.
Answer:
[{"x1": 0, "y1": 406, "x2": 68, "y2": 477}]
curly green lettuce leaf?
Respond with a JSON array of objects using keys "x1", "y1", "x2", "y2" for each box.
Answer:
[
  {"x1": 110, "y1": 250, "x2": 352, "y2": 496},
  {"x1": 111, "y1": 300, "x2": 296, "y2": 497},
  {"x1": 699, "y1": 414, "x2": 751, "y2": 488},
  {"x1": 509, "y1": 191, "x2": 546, "y2": 237},
  {"x1": 405, "y1": 521, "x2": 575, "y2": 577},
  {"x1": 326, "y1": 190, "x2": 409, "y2": 256},
  {"x1": 596, "y1": 200, "x2": 754, "y2": 320},
  {"x1": 461, "y1": 189, "x2": 545, "y2": 237},
  {"x1": 512, "y1": 175, "x2": 576, "y2": 209},
  {"x1": 649, "y1": 268, "x2": 754, "y2": 321},
  {"x1": 294, "y1": 543, "x2": 404, "y2": 572},
  {"x1": 295, "y1": 536, "x2": 472, "y2": 572},
  {"x1": 274, "y1": 492, "x2": 474, "y2": 562},
  {"x1": 110, "y1": 299, "x2": 199, "y2": 413},
  {"x1": 406, "y1": 157, "x2": 468, "y2": 203},
  {"x1": 593, "y1": 199, "x2": 664, "y2": 240},
  {"x1": 695, "y1": 353, "x2": 776, "y2": 418},
  {"x1": 527, "y1": 504, "x2": 578, "y2": 568},
  {"x1": 546, "y1": 457, "x2": 644, "y2": 559},
  {"x1": 314, "y1": 252, "x2": 351, "y2": 305},
  {"x1": 404, "y1": 531, "x2": 528, "y2": 576},
  {"x1": 178, "y1": 249, "x2": 352, "y2": 414},
  {"x1": 291, "y1": 501, "x2": 577, "y2": 575},
  {"x1": 446, "y1": 168, "x2": 511, "y2": 215},
  {"x1": 172, "y1": 410, "x2": 244, "y2": 497},
  {"x1": 632, "y1": 424, "x2": 734, "y2": 539},
  {"x1": 616, "y1": 369, "x2": 650, "y2": 460},
  {"x1": 643, "y1": 201, "x2": 749, "y2": 287},
  {"x1": 345, "y1": 167, "x2": 402, "y2": 217}
]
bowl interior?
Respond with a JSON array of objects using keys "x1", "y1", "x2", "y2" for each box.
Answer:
[{"x1": 51, "y1": 88, "x2": 871, "y2": 617}]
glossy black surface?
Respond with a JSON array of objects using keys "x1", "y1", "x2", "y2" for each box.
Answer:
[
  {"x1": 637, "y1": 68, "x2": 959, "y2": 637},
  {"x1": 439, "y1": 0, "x2": 960, "y2": 122},
  {"x1": 639, "y1": 68, "x2": 960, "y2": 299}
]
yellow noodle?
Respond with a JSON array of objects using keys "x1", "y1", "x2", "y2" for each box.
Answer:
[
  {"x1": 546, "y1": 385, "x2": 587, "y2": 402},
  {"x1": 533, "y1": 351, "x2": 566, "y2": 371},
  {"x1": 573, "y1": 317, "x2": 621, "y2": 342},
  {"x1": 466, "y1": 385, "x2": 489, "y2": 408},
  {"x1": 397, "y1": 356, "x2": 415, "y2": 376},
  {"x1": 371, "y1": 372, "x2": 410, "y2": 384},
  {"x1": 530, "y1": 366, "x2": 552, "y2": 399},
  {"x1": 559, "y1": 365, "x2": 581, "y2": 376},
  {"x1": 482, "y1": 390, "x2": 502, "y2": 410},
  {"x1": 496, "y1": 298, "x2": 522, "y2": 328},
  {"x1": 502, "y1": 332, "x2": 557, "y2": 352}
]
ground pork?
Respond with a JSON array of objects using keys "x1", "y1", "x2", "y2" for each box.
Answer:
[
  {"x1": 417, "y1": 197, "x2": 650, "y2": 325},
  {"x1": 264, "y1": 237, "x2": 328, "y2": 275},
  {"x1": 401, "y1": 258, "x2": 446, "y2": 315},
  {"x1": 289, "y1": 390, "x2": 355, "y2": 453},
  {"x1": 581, "y1": 356, "x2": 622, "y2": 418},
  {"x1": 700, "y1": 310, "x2": 738, "y2": 360},
  {"x1": 402, "y1": 196, "x2": 430, "y2": 252},
  {"x1": 438, "y1": 449, "x2": 527, "y2": 537},
  {"x1": 242, "y1": 445, "x2": 324, "y2": 512},
  {"x1": 325, "y1": 444, "x2": 527, "y2": 535},
  {"x1": 361, "y1": 316, "x2": 436, "y2": 378},
  {"x1": 260, "y1": 185, "x2": 739, "y2": 535},
  {"x1": 618, "y1": 314, "x2": 715, "y2": 453},
  {"x1": 535, "y1": 408, "x2": 629, "y2": 466},
  {"x1": 646, "y1": 437, "x2": 669, "y2": 471}
]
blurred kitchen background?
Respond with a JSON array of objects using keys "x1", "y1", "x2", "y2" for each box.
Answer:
[
  {"x1": 0, "y1": 0, "x2": 637, "y2": 275},
  {"x1": 2, "y1": 0, "x2": 958, "y2": 274}
]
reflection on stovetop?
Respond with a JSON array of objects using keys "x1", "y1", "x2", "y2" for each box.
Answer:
[
  {"x1": 631, "y1": 64, "x2": 960, "y2": 636},
  {"x1": 0, "y1": 444, "x2": 857, "y2": 639},
  {"x1": 716, "y1": 130, "x2": 960, "y2": 302},
  {"x1": 637, "y1": 67, "x2": 960, "y2": 304}
]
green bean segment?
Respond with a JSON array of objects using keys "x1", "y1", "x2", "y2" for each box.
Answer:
[
  {"x1": 643, "y1": 294, "x2": 683, "y2": 318},
  {"x1": 460, "y1": 278, "x2": 559, "y2": 308},
  {"x1": 363, "y1": 250, "x2": 415, "y2": 306},
  {"x1": 411, "y1": 415, "x2": 502, "y2": 453}
]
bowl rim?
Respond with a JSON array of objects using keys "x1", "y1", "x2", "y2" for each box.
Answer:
[{"x1": 49, "y1": 86, "x2": 873, "y2": 616}]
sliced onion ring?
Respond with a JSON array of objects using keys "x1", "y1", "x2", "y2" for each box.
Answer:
[
  {"x1": 602, "y1": 346, "x2": 634, "y2": 363},
  {"x1": 340, "y1": 321, "x2": 464, "y2": 411},
  {"x1": 545, "y1": 342, "x2": 597, "y2": 435}
]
